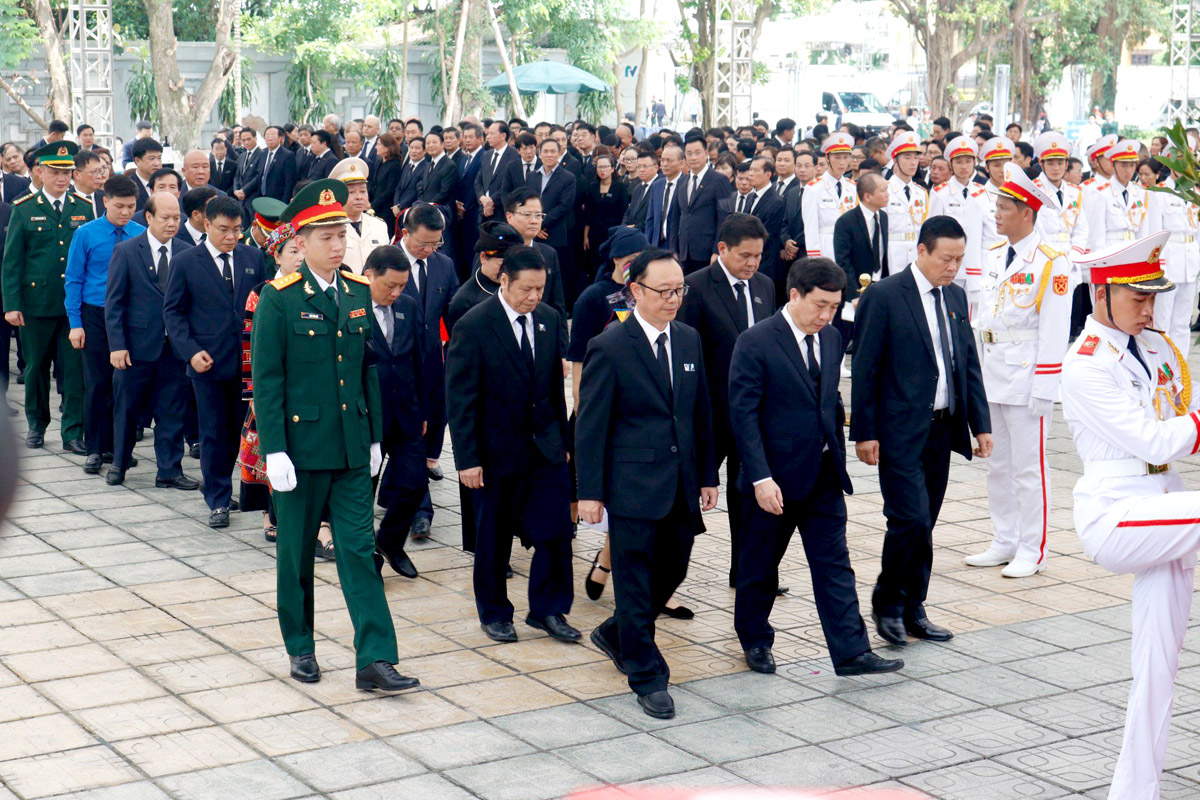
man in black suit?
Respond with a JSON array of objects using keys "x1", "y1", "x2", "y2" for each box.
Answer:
[
  {"x1": 446, "y1": 246, "x2": 577, "y2": 644},
  {"x1": 850, "y1": 216, "x2": 993, "y2": 646},
  {"x1": 644, "y1": 145, "x2": 684, "y2": 248},
  {"x1": 679, "y1": 214, "x2": 774, "y2": 588},
  {"x1": 622, "y1": 151, "x2": 660, "y2": 231},
  {"x1": 417, "y1": 130, "x2": 459, "y2": 209},
  {"x1": 528, "y1": 138, "x2": 577, "y2": 302},
  {"x1": 673, "y1": 135, "x2": 733, "y2": 274},
  {"x1": 392, "y1": 136, "x2": 429, "y2": 214},
  {"x1": 233, "y1": 128, "x2": 266, "y2": 223},
  {"x1": 729, "y1": 257, "x2": 902, "y2": 678},
  {"x1": 577, "y1": 248, "x2": 719, "y2": 720},
  {"x1": 363, "y1": 246, "x2": 424, "y2": 580},
  {"x1": 780, "y1": 149, "x2": 817, "y2": 272},
  {"x1": 474, "y1": 121, "x2": 522, "y2": 223},
  {"x1": 726, "y1": 157, "x2": 786, "y2": 293},
  {"x1": 258, "y1": 126, "x2": 298, "y2": 204},
  {"x1": 130, "y1": 138, "x2": 164, "y2": 211},
  {"x1": 504, "y1": 188, "x2": 567, "y2": 318},
  {"x1": 832, "y1": 172, "x2": 890, "y2": 350},
  {"x1": 209, "y1": 139, "x2": 238, "y2": 194},
  {"x1": 0, "y1": 169, "x2": 30, "y2": 205},
  {"x1": 163, "y1": 195, "x2": 269, "y2": 527},
  {"x1": 178, "y1": 187, "x2": 217, "y2": 247},
  {"x1": 306, "y1": 131, "x2": 339, "y2": 181},
  {"x1": 105, "y1": 192, "x2": 199, "y2": 489},
  {"x1": 454, "y1": 124, "x2": 486, "y2": 280}
]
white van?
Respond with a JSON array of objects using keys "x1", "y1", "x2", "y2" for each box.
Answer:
[{"x1": 818, "y1": 89, "x2": 895, "y2": 136}]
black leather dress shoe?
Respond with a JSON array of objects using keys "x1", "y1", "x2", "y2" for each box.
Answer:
[
  {"x1": 481, "y1": 621, "x2": 518, "y2": 642},
  {"x1": 208, "y1": 508, "x2": 230, "y2": 529},
  {"x1": 744, "y1": 646, "x2": 776, "y2": 674},
  {"x1": 229, "y1": 498, "x2": 240, "y2": 511},
  {"x1": 427, "y1": 464, "x2": 444, "y2": 481},
  {"x1": 189, "y1": 443, "x2": 200, "y2": 459},
  {"x1": 637, "y1": 690, "x2": 675, "y2": 719},
  {"x1": 835, "y1": 651, "x2": 905, "y2": 676},
  {"x1": 25, "y1": 431, "x2": 43, "y2": 449},
  {"x1": 409, "y1": 517, "x2": 431, "y2": 541},
  {"x1": 155, "y1": 475, "x2": 200, "y2": 490},
  {"x1": 506, "y1": 564, "x2": 514, "y2": 579},
  {"x1": 356, "y1": 661, "x2": 420, "y2": 692},
  {"x1": 101, "y1": 452, "x2": 138, "y2": 467},
  {"x1": 105, "y1": 469, "x2": 125, "y2": 486},
  {"x1": 64, "y1": 439, "x2": 86, "y2": 455},
  {"x1": 290, "y1": 653, "x2": 320, "y2": 683},
  {"x1": 905, "y1": 617, "x2": 954, "y2": 642},
  {"x1": 134, "y1": 427, "x2": 145, "y2": 442},
  {"x1": 384, "y1": 550, "x2": 418, "y2": 579},
  {"x1": 83, "y1": 454, "x2": 102, "y2": 474},
  {"x1": 526, "y1": 614, "x2": 581, "y2": 642},
  {"x1": 15, "y1": 373, "x2": 24, "y2": 385},
  {"x1": 589, "y1": 627, "x2": 626, "y2": 674},
  {"x1": 872, "y1": 613, "x2": 908, "y2": 646}
]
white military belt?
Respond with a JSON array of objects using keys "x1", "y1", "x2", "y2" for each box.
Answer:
[
  {"x1": 1083, "y1": 458, "x2": 1170, "y2": 478},
  {"x1": 897, "y1": 232, "x2": 916, "y2": 241},
  {"x1": 1106, "y1": 231, "x2": 1136, "y2": 242},
  {"x1": 1170, "y1": 233, "x2": 1196, "y2": 244},
  {"x1": 1047, "y1": 232, "x2": 1069, "y2": 242},
  {"x1": 980, "y1": 328, "x2": 1039, "y2": 344}
]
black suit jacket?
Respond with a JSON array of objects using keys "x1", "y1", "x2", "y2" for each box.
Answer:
[
  {"x1": 576, "y1": 316, "x2": 719, "y2": 519},
  {"x1": 402, "y1": 248, "x2": 460, "y2": 413},
  {"x1": 718, "y1": 190, "x2": 786, "y2": 281},
  {"x1": 849, "y1": 268, "x2": 990, "y2": 459},
  {"x1": 234, "y1": 148, "x2": 267, "y2": 204},
  {"x1": 419, "y1": 155, "x2": 459, "y2": 208},
  {"x1": 0, "y1": 201, "x2": 11, "y2": 260},
  {"x1": 371, "y1": 293, "x2": 425, "y2": 442},
  {"x1": 527, "y1": 167, "x2": 576, "y2": 248},
  {"x1": 445, "y1": 296, "x2": 569, "y2": 476},
  {"x1": 306, "y1": 150, "x2": 338, "y2": 181},
  {"x1": 162, "y1": 242, "x2": 268, "y2": 381},
  {"x1": 1, "y1": 173, "x2": 31, "y2": 205},
  {"x1": 208, "y1": 157, "x2": 237, "y2": 194},
  {"x1": 780, "y1": 185, "x2": 805, "y2": 261},
  {"x1": 833, "y1": 207, "x2": 889, "y2": 299},
  {"x1": 622, "y1": 179, "x2": 655, "y2": 229},
  {"x1": 729, "y1": 311, "x2": 852, "y2": 498},
  {"x1": 106, "y1": 233, "x2": 193, "y2": 363},
  {"x1": 394, "y1": 158, "x2": 430, "y2": 211},
  {"x1": 673, "y1": 168, "x2": 733, "y2": 262},
  {"x1": 679, "y1": 262, "x2": 774, "y2": 444},
  {"x1": 474, "y1": 147, "x2": 523, "y2": 221},
  {"x1": 258, "y1": 146, "x2": 297, "y2": 203}
]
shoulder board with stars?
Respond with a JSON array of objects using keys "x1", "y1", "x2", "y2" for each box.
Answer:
[
  {"x1": 806, "y1": 179, "x2": 820, "y2": 187},
  {"x1": 1077, "y1": 335, "x2": 1100, "y2": 356},
  {"x1": 988, "y1": 240, "x2": 1007, "y2": 250},
  {"x1": 270, "y1": 272, "x2": 303, "y2": 291},
  {"x1": 343, "y1": 271, "x2": 370, "y2": 285},
  {"x1": 1037, "y1": 243, "x2": 1064, "y2": 261},
  {"x1": 12, "y1": 193, "x2": 34, "y2": 206},
  {"x1": 73, "y1": 192, "x2": 91, "y2": 204}
]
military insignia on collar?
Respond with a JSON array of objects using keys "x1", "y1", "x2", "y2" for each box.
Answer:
[
  {"x1": 303, "y1": 281, "x2": 315, "y2": 296},
  {"x1": 341, "y1": 279, "x2": 350, "y2": 293},
  {"x1": 1078, "y1": 335, "x2": 1100, "y2": 356}
]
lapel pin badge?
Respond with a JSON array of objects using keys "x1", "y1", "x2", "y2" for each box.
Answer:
[{"x1": 684, "y1": 363, "x2": 696, "y2": 372}]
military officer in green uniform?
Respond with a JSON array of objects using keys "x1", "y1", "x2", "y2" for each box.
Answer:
[
  {"x1": 246, "y1": 197, "x2": 286, "y2": 249},
  {"x1": 251, "y1": 179, "x2": 418, "y2": 692},
  {"x1": 1, "y1": 142, "x2": 92, "y2": 450}
]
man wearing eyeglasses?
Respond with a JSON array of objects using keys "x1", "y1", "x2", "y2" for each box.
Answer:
[
  {"x1": 504, "y1": 187, "x2": 566, "y2": 319},
  {"x1": 577, "y1": 248, "x2": 719, "y2": 720},
  {"x1": 72, "y1": 151, "x2": 107, "y2": 217},
  {"x1": 398, "y1": 203, "x2": 460, "y2": 540}
]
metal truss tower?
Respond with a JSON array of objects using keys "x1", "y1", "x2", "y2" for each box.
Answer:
[
  {"x1": 711, "y1": 0, "x2": 754, "y2": 127},
  {"x1": 67, "y1": 0, "x2": 116, "y2": 148},
  {"x1": 1169, "y1": 0, "x2": 1200, "y2": 124}
]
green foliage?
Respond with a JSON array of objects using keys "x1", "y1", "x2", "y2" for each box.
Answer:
[
  {"x1": 112, "y1": 0, "x2": 220, "y2": 42},
  {"x1": 125, "y1": 45, "x2": 159, "y2": 123},
  {"x1": 218, "y1": 55, "x2": 257, "y2": 126},
  {"x1": 363, "y1": 42, "x2": 405, "y2": 121},
  {"x1": 1148, "y1": 121, "x2": 1200, "y2": 207},
  {"x1": 285, "y1": 50, "x2": 337, "y2": 123},
  {"x1": 0, "y1": 0, "x2": 37, "y2": 70}
]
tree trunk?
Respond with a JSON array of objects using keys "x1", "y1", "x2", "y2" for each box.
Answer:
[
  {"x1": 634, "y1": 0, "x2": 650, "y2": 126},
  {"x1": 401, "y1": 17, "x2": 409, "y2": 114},
  {"x1": 445, "y1": 0, "x2": 471, "y2": 124},
  {"x1": 459, "y1": 0, "x2": 487, "y2": 117},
  {"x1": 232, "y1": 0, "x2": 243, "y2": 123},
  {"x1": 436, "y1": 4, "x2": 449, "y2": 118},
  {"x1": 142, "y1": 0, "x2": 237, "y2": 151},
  {"x1": 32, "y1": 0, "x2": 71, "y2": 124},
  {"x1": 485, "y1": 0, "x2": 525, "y2": 118},
  {"x1": 612, "y1": 61, "x2": 624, "y2": 124}
]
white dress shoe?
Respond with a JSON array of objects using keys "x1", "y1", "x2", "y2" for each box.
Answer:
[
  {"x1": 1001, "y1": 559, "x2": 1045, "y2": 578},
  {"x1": 963, "y1": 548, "x2": 1014, "y2": 567}
]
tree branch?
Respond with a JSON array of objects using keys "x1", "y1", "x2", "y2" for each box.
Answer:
[{"x1": 0, "y1": 72, "x2": 47, "y2": 128}]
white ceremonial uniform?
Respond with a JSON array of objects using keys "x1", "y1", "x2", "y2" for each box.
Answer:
[
  {"x1": 1033, "y1": 176, "x2": 1089, "y2": 259},
  {"x1": 930, "y1": 177, "x2": 985, "y2": 303},
  {"x1": 1062, "y1": 317, "x2": 1200, "y2": 800},
  {"x1": 1147, "y1": 177, "x2": 1200, "y2": 355},
  {"x1": 342, "y1": 212, "x2": 389, "y2": 274},
  {"x1": 1091, "y1": 178, "x2": 1151, "y2": 252},
  {"x1": 973, "y1": 182, "x2": 1005, "y2": 254},
  {"x1": 977, "y1": 233, "x2": 1073, "y2": 566},
  {"x1": 801, "y1": 171, "x2": 857, "y2": 259},
  {"x1": 884, "y1": 174, "x2": 928, "y2": 276}
]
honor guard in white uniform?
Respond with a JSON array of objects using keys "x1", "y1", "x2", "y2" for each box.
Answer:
[
  {"x1": 1088, "y1": 139, "x2": 1152, "y2": 253},
  {"x1": 1032, "y1": 132, "x2": 1089, "y2": 260},
  {"x1": 964, "y1": 165, "x2": 1073, "y2": 578},
  {"x1": 973, "y1": 138, "x2": 1016, "y2": 256},
  {"x1": 1146, "y1": 143, "x2": 1200, "y2": 355},
  {"x1": 884, "y1": 131, "x2": 929, "y2": 275},
  {"x1": 1060, "y1": 230, "x2": 1199, "y2": 800},
  {"x1": 802, "y1": 131, "x2": 858, "y2": 259},
  {"x1": 930, "y1": 136, "x2": 984, "y2": 305},
  {"x1": 331, "y1": 157, "x2": 389, "y2": 274}
]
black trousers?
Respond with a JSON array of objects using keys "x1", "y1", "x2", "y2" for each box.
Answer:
[
  {"x1": 375, "y1": 432, "x2": 427, "y2": 558},
  {"x1": 681, "y1": 257, "x2": 709, "y2": 276},
  {"x1": 471, "y1": 460, "x2": 574, "y2": 625},
  {"x1": 0, "y1": 316, "x2": 24, "y2": 391},
  {"x1": 734, "y1": 453, "x2": 869, "y2": 666},
  {"x1": 595, "y1": 485, "x2": 696, "y2": 696},
  {"x1": 191, "y1": 377, "x2": 243, "y2": 510},
  {"x1": 872, "y1": 414, "x2": 952, "y2": 619},
  {"x1": 1070, "y1": 284, "x2": 1092, "y2": 340},
  {"x1": 718, "y1": 432, "x2": 746, "y2": 585},
  {"x1": 112, "y1": 346, "x2": 188, "y2": 476},
  {"x1": 80, "y1": 304, "x2": 114, "y2": 456}
]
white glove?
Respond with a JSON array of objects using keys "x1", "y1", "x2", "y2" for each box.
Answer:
[
  {"x1": 370, "y1": 442, "x2": 383, "y2": 477},
  {"x1": 265, "y1": 452, "x2": 298, "y2": 492},
  {"x1": 1028, "y1": 397, "x2": 1054, "y2": 419}
]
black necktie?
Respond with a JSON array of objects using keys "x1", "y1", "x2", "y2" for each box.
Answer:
[
  {"x1": 490, "y1": 151, "x2": 499, "y2": 174},
  {"x1": 805, "y1": 334, "x2": 822, "y2": 389},
  {"x1": 689, "y1": 173, "x2": 698, "y2": 203},
  {"x1": 199, "y1": 232, "x2": 207, "y2": 244},
  {"x1": 1122, "y1": 187, "x2": 1129, "y2": 205},
  {"x1": 655, "y1": 332, "x2": 672, "y2": 396},
  {"x1": 219, "y1": 253, "x2": 234, "y2": 298},
  {"x1": 733, "y1": 281, "x2": 749, "y2": 331},
  {"x1": 904, "y1": 184, "x2": 911, "y2": 201},
  {"x1": 1128, "y1": 336, "x2": 1152, "y2": 379},
  {"x1": 737, "y1": 194, "x2": 747, "y2": 214},
  {"x1": 871, "y1": 213, "x2": 883, "y2": 274},
  {"x1": 517, "y1": 315, "x2": 533, "y2": 370},
  {"x1": 53, "y1": 199, "x2": 61, "y2": 215},
  {"x1": 932, "y1": 287, "x2": 956, "y2": 415},
  {"x1": 1057, "y1": 189, "x2": 1064, "y2": 207},
  {"x1": 416, "y1": 259, "x2": 427, "y2": 299},
  {"x1": 156, "y1": 245, "x2": 169, "y2": 291},
  {"x1": 1006, "y1": 246, "x2": 1016, "y2": 268},
  {"x1": 835, "y1": 181, "x2": 842, "y2": 198},
  {"x1": 261, "y1": 151, "x2": 273, "y2": 193},
  {"x1": 962, "y1": 186, "x2": 968, "y2": 199}
]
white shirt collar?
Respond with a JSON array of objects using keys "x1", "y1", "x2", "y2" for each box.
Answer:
[
  {"x1": 781, "y1": 306, "x2": 814, "y2": 347},
  {"x1": 860, "y1": 204, "x2": 878, "y2": 225},
  {"x1": 42, "y1": 188, "x2": 65, "y2": 205},
  {"x1": 910, "y1": 261, "x2": 935, "y2": 296},
  {"x1": 204, "y1": 239, "x2": 232, "y2": 263},
  {"x1": 717, "y1": 259, "x2": 744, "y2": 289},
  {"x1": 431, "y1": 152, "x2": 445, "y2": 165},
  {"x1": 312, "y1": 269, "x2": 336, "y2": 293},
  {"x1": 496, "y1": 288, "x2": 524, "y2": 324},
  {"x1": 1007, "y1": 230, "x2": 1038, "y2": 260},
  {"x1": 146, "y1": 231, "x2": 171, "y2": 254},
  {"x1": 633, "y1": 306, "x2": 669, "y2": 343},
  {"x1": 185, "y1": 220, "x2": 205, "y2": 242},
  {"x1": 688, "y1": 163, "x2": 710, "y2": 184}
]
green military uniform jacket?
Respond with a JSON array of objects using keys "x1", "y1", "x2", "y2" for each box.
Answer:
[
  {"x1": 1, "y1": 190, "x2": 95, "y2": 317},
  {"x1": 250, "y1": 263, "x2": 383, "y2": 471}
]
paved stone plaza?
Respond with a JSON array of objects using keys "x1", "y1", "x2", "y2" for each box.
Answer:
[{"x1": 3, "y1": 373, "x2": 1200, "y2": 800}]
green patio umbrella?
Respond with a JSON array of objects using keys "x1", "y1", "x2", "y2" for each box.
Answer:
[{"x1": 484, "y1": 60, "x2": 611, "y2": 94}]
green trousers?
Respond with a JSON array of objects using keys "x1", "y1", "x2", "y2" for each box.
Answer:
[
  {"x1": 274, "y1": 465, "x2": 398, "y2": 669},
  {"x1": 21, "y1": 315, "x2": 83, "y2": 441}
]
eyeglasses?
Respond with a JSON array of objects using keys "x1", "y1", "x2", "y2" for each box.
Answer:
[
  {"x1": 637, "y1": 283, "x2": 689, "y2": 301},
  {"x1": 513, "y1": 211, "x2": 545, "y2": 220},
  {"x1": 409, "y1": 238, "x2": 443, "y2": 250}
]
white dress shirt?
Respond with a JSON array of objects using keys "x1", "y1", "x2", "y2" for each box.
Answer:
[
  {"x1": 312, "y1": 268, "x2": 338, "y2": 302},
  {"x1": 400, "y1": 239, "x2": 422, "y2": 294},
  {"x1": 497, "y1": 289, "x2": 534, "y2": 360},
  {"x1": 717, "y1": 259, "x2": 755, "y2": 326},
  {"x1": 373, "y1": 301, "x2": 392, "y2": 344},
  {"x1": 146, "y1": 232, "x2": 172, "y2": 262},
  {"x1": 686, "y1": 163, "x2": 710, "y2": 203},
  {"x1": 184, "y1": 220, "x2": 206, "y2": 244},
  {"x1": 661, "y1": 176, "x2": 680, "y2": 239},
  {"x1": 633, "y1": 306, "x2": 670, "y2": 381},
  {"x1": 204, "y1": 239, "x2": 234, "y2": 275},
  {"x1": 909, "y1": 263, "x2": 954, "y2": 410}
]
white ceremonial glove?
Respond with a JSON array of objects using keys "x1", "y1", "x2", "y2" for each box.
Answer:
[
  {"x1": 1028, "y1": 397, "x2": 1054, "y2": 419},
  {"x1": 370, "y1": 442, "x2": 383, "y2": 477},
  {"x1": 265, "y1": 452, "x2": 298, "y2": 492}
]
